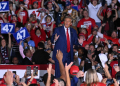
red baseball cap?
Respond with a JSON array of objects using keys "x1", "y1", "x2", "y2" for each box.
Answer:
[
  {"x1": 48, "y1": 1, "x2": 52, "y2": 4},
  {"x1": 0, "y1": 84, "x2": 6, "y2": 86},
  {"x1": 27, "y1": 78, "x2": 37, "y2": 84},
  {"x1": 50, "y1": 83, "x2": 55, "y2": 86},
  {"x1": 107, "y1": 8, "x2": 112, "y2": 13},
  {"x1": 0, "y1": 78, "x2": 5, "y2": 84},
  {"x1": 70, "y1": 65, "x2": 79, "y2": 75},
  {"x1": 79, "y1": 33, "x2": 85, "y2": 37}
]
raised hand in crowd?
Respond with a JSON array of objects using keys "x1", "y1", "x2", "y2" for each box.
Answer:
[
  {"x1": 46, "y1": 64, "x2": 52, "y2": 86},
  {"x1": 4, "y1": 70, "x2": 13, "y2": 86}
]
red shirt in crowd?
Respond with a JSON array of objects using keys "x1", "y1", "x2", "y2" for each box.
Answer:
[
  {"x1": 103, "y1": 35, "x2": 120, "y2": 46},
  {"x1": 30, "y1": 28, "x2": 46, "y2": 48},
  {"x1": 110, "y1": 60, "x2": 118, "y2": 78},
  {"x1": 77, "y1": 18, "x2": 95, "y2": 36},
  {"x1": 15, "y1": 9, "x2": 28, "y2": 25},
  {"x1": 80, "y1": 82, "x2": 106, "y2": 86},
  {"x1": 82, "y1": 35, "x2": 94, "y2": 47},
  {"x1": 42, "y1": 22, "x2": 56, "y2": 38}
]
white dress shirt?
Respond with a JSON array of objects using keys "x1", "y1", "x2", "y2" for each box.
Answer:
[{"x1": 64, "y1": 26, "x2": 71, "y2": 43}]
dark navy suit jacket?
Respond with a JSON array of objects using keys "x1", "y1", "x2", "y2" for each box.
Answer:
[{"x1": 51, "y1": 26, "x2": 78, "y2": 63}]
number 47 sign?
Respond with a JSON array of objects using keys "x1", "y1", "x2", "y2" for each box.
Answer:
[
  {"x1": 1, "y1": 23, "x2": 15, "y2": 34},
  {"x1": 13, "y1": 27, "x2": 30, "y2": 43},
  {"x1": 0, "y1": 1, "x2": 9, "y2": 12}
]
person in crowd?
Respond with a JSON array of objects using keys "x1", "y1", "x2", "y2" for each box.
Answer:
[
  {"x1": 71, "y1": 0, "x2": 81, "y2": 11},
  {"x1": 77, "y1": 9, "x2": 96, "y2": 36},
  {"x1": 97, "y1": 7, "x2": 118, "y2": 36},
  {"x1": 55, "y1": 0, "x2": 66, "y2": 26},
  {"x1": 80, "y1": 69, "x2": 106, "y2": 86},
  {"x1": 61, "y1": 1, "x2": 78, "y2": 33},
  {"x1": 41, "y1": 0, "x2": 59, "y2": 20},
  {"x1": 0, "y1": 33, "x2": 11, "y2": 64},
  {"x1": 42, "y1": 15, "x2": 56, "y2": 38},
  {"x1": 15, "y1": 1, "x2": 28, "y2": 25},
  {"x1": 30, "y1": 12, "x2": 39, "y2": 26},
  {"x1": 97, "y1": 24, "x2": 120, "y2": 46},
  {"x1": 32, "y1": 42, "x2": 55, "y2": 64},
  {"x1": 30, "y1": 23, "x2": 46, "y2": 48},
  {"x1": 22, "y1": 49, "x2": 33, "y2": 65},
  {"x1": 32, "y1": 1, "x2": 39, "y2": 9},
  {"x1": 25, "y1": 22, "x2": 33, "y2": 33},
  {"x1": 12, "y1": 57, "x2": 19, "y2": 65},
  {"x1": 87, "y1": 0, "x2": 105, "y2": 27}
]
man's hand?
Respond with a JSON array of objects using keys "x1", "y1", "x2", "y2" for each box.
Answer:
[
  {"x1": 15, "y1": 75, "x2": 20, "y2": 84},
  {"x1": 65, "y1": 62, "x2": 73, "y2": 71},
  {"x1": 101, "y1": 78, "x2": 107, "y2": 84},
  {"x1": 8, "y1": 32, "x2": 11, "y2": 36},
  {"x1": 56, "y1": 50, "x2": 63, "y2": 62},
  {"x1": 24, "y1": 71, "x2": 28, "y2": 79},
  {"x1": 47, "y1": 64, "x2": 52, "y2": 74},
  {"x1": 103, "y1": 38, "x2": 109, "y2": 45},
  {"x1": 76, "y1": 71, "x2": 84, "y2": 78},
  {"x1": 4, "y1": 70, "x2": 13, "y2": 86},
  {"x1": 113, "y1": 78, "x2": 119, "y2": 86},
  {"x1": 54, "y1": 33, "x2": 59, "y2": 41},
  {"x1": 101, "y1": 23, "x2": 106, "y2": 27}
]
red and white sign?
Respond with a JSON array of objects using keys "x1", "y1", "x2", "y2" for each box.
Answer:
[
  {"x1": 28, "y1": 9, "x2": 40, "y2": 19},
  {"x1": 0, "y1": 64, "x2": 55, "y2": 78}
]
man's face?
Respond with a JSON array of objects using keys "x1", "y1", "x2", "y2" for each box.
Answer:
[
  {"x1": 20, "y1": 4, "x2": 24, "y2": 8},
  {"x1": 92, "y1": 30, "x2": 97, "y2": 36},
  {"x1": 111, "y1": 31, "x2": 117, "y2": 39},
  {"x1": 12, "y1": 57, "x2": 18, "y2": 64},
  {"x1": 12, "y1": 16, "x2": 17, "y2": 20},
  {"x1": 85, "y1": 44, "x2": 89, "y2": 50},
  {"x1": 33, "y1": 3, "x2": 38, "y2": 9},
  {"x1": 66, "y1": 5, "x2": 71, "y2": 10},
  {"x1": 78, "y1": 49, "x2": 83, "y2": 57},
  {"x1": 89, "y1": 45, "x2": 95, "y2": 53},
  {"x1": 46, "y1": 17, "x2": 52, "y2": 23},
  {"x1": 36, "y1": 29, "x2": 41, "y2": 36},
  {"x1": 26, "y1": 50, "x2": 32, "y2": 57},
  {"x1": 112, "y1": 46, "x2": 118, "y2": 52},
  {"x1": 92, "y1": 0, "x2": 97, "y2": 6},
  {"x1": 83, "y1": 11, "x2": 88, "y2": 18},
  {"x1": 47, "y1": 3, "x2": 52, "y2": 9},
  {"x1": 64, "y1": 18, "x2": 72, "y2": 28}
]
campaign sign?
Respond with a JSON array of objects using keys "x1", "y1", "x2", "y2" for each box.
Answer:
[
  {"x1": 13, "y1": 27, "x2": 30, "y2": 43},
  {"x1": 0, "y1": 1, "x2": 9, "y2": 12},
  {"x1": 1, "y1": 23, "x2": 15, "y2": 34}
]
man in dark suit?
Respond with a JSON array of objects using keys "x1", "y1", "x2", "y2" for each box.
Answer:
[
  {"x1": 22, "y1": 49, "x2": 33, "y2": 65},
  {"x1": 51, "y1": 16, "x2": 80, "y2": 78}
]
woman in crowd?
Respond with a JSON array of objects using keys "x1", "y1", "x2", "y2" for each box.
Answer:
[{"x1": 97, "y1": 7, "x2": 118, "y2": 36}]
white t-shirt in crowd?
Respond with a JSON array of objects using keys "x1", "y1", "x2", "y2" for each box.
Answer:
[{"x1": 88, "y1": 3, "x2": 102, "y2": 23}]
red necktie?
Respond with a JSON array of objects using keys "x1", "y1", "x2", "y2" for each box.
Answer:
[{"x1": 66, "y1": 28, "x2": 70, "y2": 53}]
